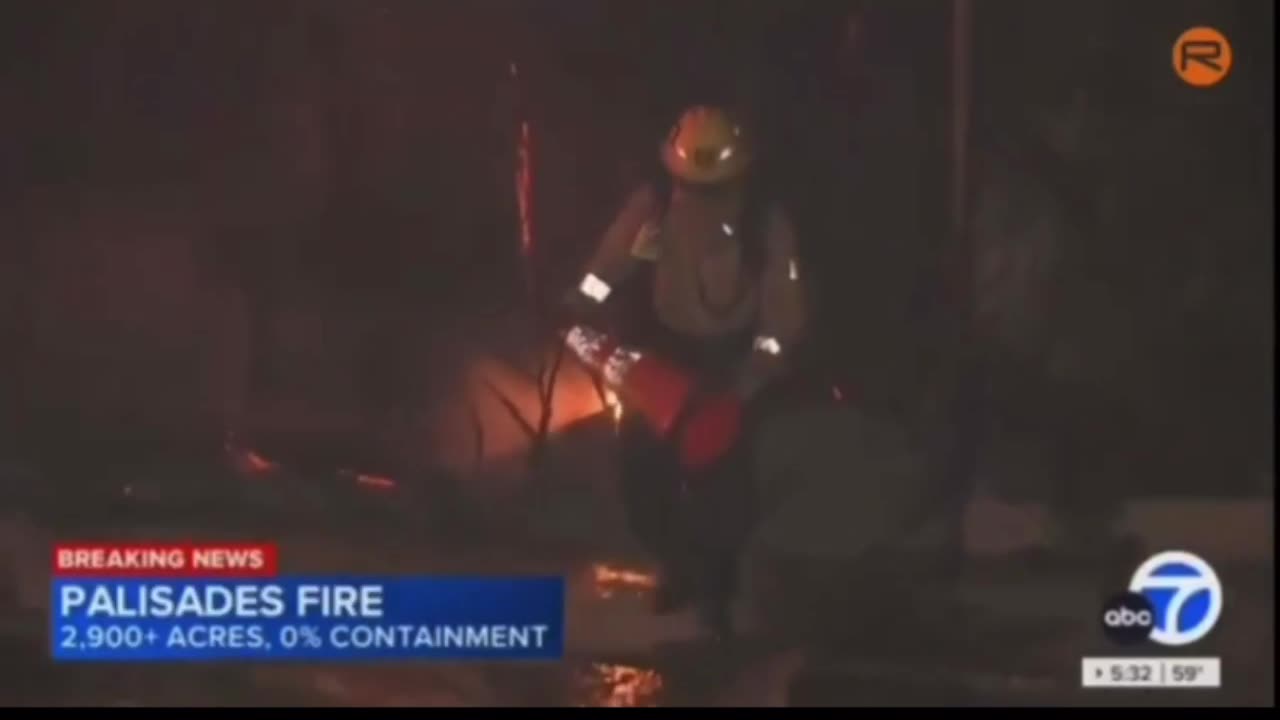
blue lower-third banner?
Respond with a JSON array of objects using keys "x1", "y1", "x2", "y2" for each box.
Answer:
[{"x1": 51, "y1": 577, "x2": 565, "y2": 662}]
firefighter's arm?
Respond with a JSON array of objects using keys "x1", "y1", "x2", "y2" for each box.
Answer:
[
  {"x1": 735, "y1": 206, "x2": 808, "y2": 399},
  {"x1": 559, "y1": 185, "x2": 658, "y2": 329}
]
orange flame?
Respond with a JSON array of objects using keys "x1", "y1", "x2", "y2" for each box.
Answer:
[
  {"x1": 336, "y1": 468, "x2": 397, "y2": 492},
  {"x1": 583, "y1": 663, "x2": 665, "y2": 708},
  {"x1": 227, "y1": 440, "x2": 279, "y2": 477},
  {"x1": 225, "y1": 433, "x2": 280, "y2": 477},
  {"x1": 592, "y1": 564, "x2": 656, "y2": 588},
  {"x1": 244, "y1": 451, "x2": 278, "y2": 473},
  {"x1": 355, "y1": 473, "x2": 396, "y2": 491},
  {"x1": 590, "y1": 563, "x2": 656, "y2": 599}
]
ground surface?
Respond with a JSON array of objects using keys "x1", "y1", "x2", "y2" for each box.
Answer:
[{"x1": 0, "y1": 420, "x2": 1272, "y2": 707}]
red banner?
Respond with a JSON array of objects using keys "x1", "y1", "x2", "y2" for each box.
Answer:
[{"x1": 53, "y1": 543, "x2": 279, "y2": 578}]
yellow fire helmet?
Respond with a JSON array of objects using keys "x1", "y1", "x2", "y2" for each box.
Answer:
[{"x1": 660, "y1": 105, "x2": 752, "y2": 184}]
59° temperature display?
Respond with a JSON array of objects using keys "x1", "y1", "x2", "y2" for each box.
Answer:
[{"x1": 1081, "y1": 657, "x2": 1221, "y2": 688}]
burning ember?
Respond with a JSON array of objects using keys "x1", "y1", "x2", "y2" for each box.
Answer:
[
  {"x1": 515, "y1": 121, "x2": 534, "y2": 258},
  {"x1": 224, "y1": 434, "x2": 280, "y2": 477},
  {"x1": 243, "y1": 451, "x2": 278, "y2": 474},
  {"x1": 355, "y1": 474, "x2": 396, "y2": 491},
  {"x1": 580, "y1": 663, "x2": 665, "y2": 708},
  {"x1": 337, "y1": 469, "x2": 398, "y2": 492},
  {"x1": 590, "y1": 563, "x2": 657, "y2": 599}
]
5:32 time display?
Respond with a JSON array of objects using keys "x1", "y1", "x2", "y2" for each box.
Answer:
[{"x1": 1110, "y1": 662, "x2": 1156, "y2": 683}]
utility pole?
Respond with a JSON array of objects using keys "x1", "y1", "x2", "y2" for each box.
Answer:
[
  {"x1": 942, "y1": 0, "x2": 981, "y2": 563},
  {"x1": 951, "y1": 0, "x2": 972, "y2": 251}
]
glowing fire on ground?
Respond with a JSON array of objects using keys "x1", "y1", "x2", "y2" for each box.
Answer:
[
  {"x1": 355, "y1": 474, "x2": 396, "y2": 491},
  {"x1": 337, "y1": 469, "x2": 397, "y2": 492},
  {"x1": 590, "y1": 563, "x2": 657, "y2": 599},
  {"x1": 580, "y1": 663, "x2": 665, "y2": 708},
  {"x1": 225, "y1": 435, "x2": 280, "y2": 477},
  {"x1": 243, "y1": 451, "x2": 277, "y2": 473}
]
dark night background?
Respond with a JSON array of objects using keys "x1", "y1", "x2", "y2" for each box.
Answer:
[
  {"x1": 0, "y1": 0, "x2": 1273, "y2": 707},
  {"x1": 0, "y1": 0, "x2": 1272, "y2": 534}
]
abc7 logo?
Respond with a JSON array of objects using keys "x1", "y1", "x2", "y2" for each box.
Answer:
[
  {"x1": 1102, "y1": 550, "x2": 1225, "y2": 646},
  {"x1": 1101, "y1": 593, "x2": 1156, "y2": 645}
]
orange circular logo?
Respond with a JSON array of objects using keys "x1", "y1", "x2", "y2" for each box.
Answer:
[{"x1": 1173, "y1": 27, "x2": 1232, "y2": 87}]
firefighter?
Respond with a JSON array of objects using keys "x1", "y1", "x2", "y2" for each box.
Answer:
[{"x1": 563, "y1": 105, "x2": 808, "y2": 638}]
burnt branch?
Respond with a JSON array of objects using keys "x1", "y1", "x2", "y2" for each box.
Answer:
[
  {"x1": 525, "y1": 340, "x2": 567, "y2": 471},
  {"x1": 536, "y1": 340, "x2": 568, "y2": 437},
  {"x1": 480, "y1": 377, "x2": 537, "y2": 439}
]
